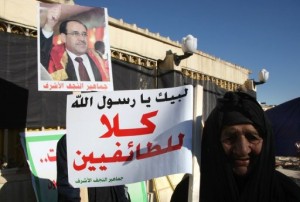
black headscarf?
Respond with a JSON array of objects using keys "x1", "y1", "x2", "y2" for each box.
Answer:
[{"x1": 200, "y1": 92, "x2": 300, "y2": 202}]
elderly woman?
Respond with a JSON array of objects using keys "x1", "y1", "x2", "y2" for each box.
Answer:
[
  {"x1": 171, "y1": 91, "x2": 300, "y2": 202},
  {"x1": 200, "y1": 91, "x2": 300, "y2": 202}
]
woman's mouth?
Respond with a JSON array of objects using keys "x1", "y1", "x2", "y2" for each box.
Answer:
[{"x1": 234, "y1": 159, "x2": 249, "y2": 167}]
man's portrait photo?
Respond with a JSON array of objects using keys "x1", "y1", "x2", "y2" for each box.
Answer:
[{"x1": 38, "y1": 3, "x2": 113, "y2": 91}]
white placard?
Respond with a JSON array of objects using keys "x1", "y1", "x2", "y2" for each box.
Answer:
[{"x1": 67, "y1": 85, "x2": 194, "y2": 187}]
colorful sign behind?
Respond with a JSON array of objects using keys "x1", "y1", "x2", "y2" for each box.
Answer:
[{"x1": 20, "y1": 130, "x2": 65, "y2": 202}]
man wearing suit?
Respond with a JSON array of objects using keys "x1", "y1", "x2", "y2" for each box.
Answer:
[{"x1": 40, "y1": 5, "x2": 109, "y2": 81}]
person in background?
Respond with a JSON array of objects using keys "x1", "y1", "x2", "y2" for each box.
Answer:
[
  {"x1": 40, "y1": 5, "x2": 109, "y2": 81},
  {"x1": 94, "y1": 40, "x2": 109, "y2": 71},
  {"x1": 94, "y1": 41, "x2": 106, "y2": 57},
  {"x1": 56, "y1": 134, "x2": 131, "y2": 202},
  {"x1": 171, "y1": 91, "x2": 300, "y2": 202}
]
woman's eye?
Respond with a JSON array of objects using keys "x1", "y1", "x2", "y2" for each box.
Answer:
[
  {"x1": 245, "y1": 133, "x2": 262, "y2": 144},
  {"x1": 221, "y1": 135, "x2": 236, "y2": 144}
]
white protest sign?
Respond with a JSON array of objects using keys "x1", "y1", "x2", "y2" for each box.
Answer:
[{"x1": 66, "y1": 85, "x2": 193, "y2": 187}]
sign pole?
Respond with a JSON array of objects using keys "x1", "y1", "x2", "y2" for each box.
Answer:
[{"x1": 188, "y1": 85, "x2": 203, "y2": 202}]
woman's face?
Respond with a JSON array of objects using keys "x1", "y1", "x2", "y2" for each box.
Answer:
[{"x1": 220, "y1": 124, "x2": 263, "y2": 176}]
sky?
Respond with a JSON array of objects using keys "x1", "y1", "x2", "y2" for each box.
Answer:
[{"x1": 75, "y1": 0, "x2": 300, "y2": 106}]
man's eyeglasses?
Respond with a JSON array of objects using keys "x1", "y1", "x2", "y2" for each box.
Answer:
[{"x1": 65, "y1": 31, "x2": 88, "y2": 37}]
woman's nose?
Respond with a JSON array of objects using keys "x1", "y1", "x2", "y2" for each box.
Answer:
[{"x1": 233, "y1": 136, "x2": 251, "y2": 156}]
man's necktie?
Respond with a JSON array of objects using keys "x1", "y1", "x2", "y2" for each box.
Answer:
[{"x1": 75, "y1": 57, "x2": 90, "y2": 81}]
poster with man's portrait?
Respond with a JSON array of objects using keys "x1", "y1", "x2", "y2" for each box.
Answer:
[{"x1": 38, "y1": 2, "x2": 113, "y2": 91}]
